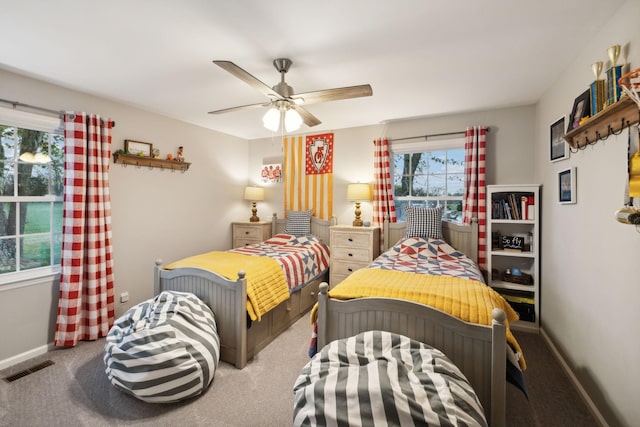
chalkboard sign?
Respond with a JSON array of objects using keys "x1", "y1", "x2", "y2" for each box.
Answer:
[{"x1": 501, "y1": 235, "x2": 524, "y2": 251}]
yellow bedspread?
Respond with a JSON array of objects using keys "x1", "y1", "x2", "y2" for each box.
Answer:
[
  {"x1": 313, "y1": 268, "x2": 526, "y2": 369},
  {"x1": 165, "y1": 251, "x2": 289, "y2": 322}
]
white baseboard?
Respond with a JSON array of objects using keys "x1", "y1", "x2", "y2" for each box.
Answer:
[
  {"x1": 0, "y1": 342, "x2": 55, "y2": 371},
  {"x1": 540, "y1": 327, "x2": 609, "y2": 427}
]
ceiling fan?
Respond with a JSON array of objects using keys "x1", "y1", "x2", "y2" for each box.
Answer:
[{"x1": 208, "y1": 58, "x2": 373, "y2": 131}]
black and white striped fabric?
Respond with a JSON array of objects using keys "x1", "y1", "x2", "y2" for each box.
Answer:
[
  {"x1": 293, "y1": 330, "x2": 487, "y2": 427},
  {"x1": 104, "y1": 291, "x2": 220, "y2": 403}
]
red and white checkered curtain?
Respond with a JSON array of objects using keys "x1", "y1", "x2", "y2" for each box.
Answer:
[
  {"x1": 373, "y1": 138, "x2": 396, "y2": 251},
  {"x1": 462, "y1": 126, "x2": 487, "y2": 271},
  {"x1": 54, "y1": 112, "x2": 115, "y2": 347}
]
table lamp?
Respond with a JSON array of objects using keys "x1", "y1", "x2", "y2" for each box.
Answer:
[
  {"x1": 243, "y1": 186, "x2": 265, "y2": 222},
  {"x1": 347, "y1": 183, "x2": 372, "y2": 226}
]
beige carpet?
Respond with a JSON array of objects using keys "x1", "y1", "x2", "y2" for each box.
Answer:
[
  {"x1": 1, "y1": 316, "x2": 598, "y2": 426},
  {"x1": 0, "y1": 315, "x2": 312, "y2": 427}
]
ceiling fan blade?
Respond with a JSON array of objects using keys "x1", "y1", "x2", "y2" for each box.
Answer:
[
  {"x1": 213, "y1": 60, "x2": 283, "y2": 100},
  {"x1": 208, "y1": 101, "x2": 270, "y2": 115},
  {"x1": 293, "y1": 84, "x2": 372, "y2": 105},
  {"x1": 292, "y1": 104, "x2": 321, "y2": 127}
]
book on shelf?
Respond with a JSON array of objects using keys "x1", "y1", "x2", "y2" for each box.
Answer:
[{"x1": 491, "y1": 192, "x2": 535, "y2": 220}]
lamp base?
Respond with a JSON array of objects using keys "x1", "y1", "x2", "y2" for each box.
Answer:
[
  {"x1": 352, "y1": 201, "x2": 363, "y2": 226},
  {"x1": 250, "y1": 202, "x2": 259, "y2": 222}
]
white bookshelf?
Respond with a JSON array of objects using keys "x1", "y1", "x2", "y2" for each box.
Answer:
[{"x1": 487, "y1": 184, "x2": 540, "y2": 332}]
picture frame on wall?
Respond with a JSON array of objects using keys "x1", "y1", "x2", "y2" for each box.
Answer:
[
  {"x1": 124, "y1": 139, "x2": 153, "y2": 157},
  {"x1": 550, "y1": 116, "x2": 568, "y2": 162},
  {"x1": 558, "y1": 167, "x2": 577, "y2": 204},
  {"x1": 567, "y1": 90, "x2": 591, "y2": 132}
]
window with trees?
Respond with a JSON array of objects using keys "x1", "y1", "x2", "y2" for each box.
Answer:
[
  {"x1": 0, "y1": 109, "x2": 64, "y2": 283},
  {"x1": 392, "y1": 138, "x2": 465, "y2": 223}
]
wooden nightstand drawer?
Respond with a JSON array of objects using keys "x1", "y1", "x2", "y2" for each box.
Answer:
[
  {"x1": 331, "y1": 231, "x2": 372, "y2": 248},
  {"x1": 330, "y1": 273, "x2": 349, "y2": 287},
  {"x1": 234, "y1": 238, "x2": 259, "y2": 247},
  {"x1": 234, "y1": 225, "x2": 264, "y2": 240},
  {"x1": 332, "y1": 246, "x2": 371, "y2": 263},
  {"x1": 331, "y1": 259, "x2": 369, "y2": 276},
  {"x1": 231, "y1": 221, "x2": 271, "y2": 248}
]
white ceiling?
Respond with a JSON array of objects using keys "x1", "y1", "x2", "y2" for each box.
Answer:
[{"x1": 0, "y1": 0, "x2": 626, "y2": 140}]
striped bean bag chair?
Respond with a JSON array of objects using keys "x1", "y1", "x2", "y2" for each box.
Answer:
[
  {"x1": 104, "y1": 291, "x2": 220, "y2": 403},
  {"x1": 293, "y1": 330, "x2": 487, "y2": 427}
]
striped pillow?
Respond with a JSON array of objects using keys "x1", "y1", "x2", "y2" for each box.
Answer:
[
  {"x1": 404, "y1": 205, "x2": 443, "y2": 239},
  {"x1": 285, "y1": 209, "x2": 312, "y2": 236}
]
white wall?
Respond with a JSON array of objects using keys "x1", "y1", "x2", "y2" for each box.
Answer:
[
  {"x1": 249, "y1": 104, "x2": 537, "y2": 225},
  {"x1": 535, "y1": 2, "x2": 640, "y2": 426},
  {"x1": 0, "y1": 69, "x2": 249, "y2": 366}
]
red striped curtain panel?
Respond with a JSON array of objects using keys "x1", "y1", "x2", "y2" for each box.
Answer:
[
  {"x1": 373, "y1": 138, "x2": 396, "y2": 251},
  {"x1": 462, "y1": 126, "x2": 487, "y2": 271},
  {"x1": 55, "y1": 112, "x2": 115, "y2": 347},
  {"x1": 373, "y1": 138, "x2": 396, "y2": 225},
  {"x1": 283, "y1": 134, "x2": 333, "y2": 220}
]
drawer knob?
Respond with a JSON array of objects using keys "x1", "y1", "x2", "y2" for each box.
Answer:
[
  {"x1": 310, "y1": 291, "x2": 315, "y2": 297},
  {"x1": 348, "y1": 238, "x2": 353, "y2": 242},
  {"x1": 245, "y1": 231, "x2": 250, "y2": 235},
  {"x1": 348, "y1": 268, "x2": 353, "y2": 272},
  {"x1": 348, "y1": 253, "x2": 353, "y2": 257}
]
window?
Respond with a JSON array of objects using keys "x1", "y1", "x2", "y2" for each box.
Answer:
[
  {"x1": 392, "y1": 137, "x2": 465, "y2": 223},
  {"x1": 0, "y1": 108, "x2": 63, "y2": 283}
]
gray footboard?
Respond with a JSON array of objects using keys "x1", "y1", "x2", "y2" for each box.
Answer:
[
  {"x1": 316, "y1": 282, "x2": 506, "y2": 427},
  {"x1": 154, "y1": 260, "x2": 327, "y2": 370},
  {"x1": 154, "y1": 260, "x2": 248, "y2": 368}
]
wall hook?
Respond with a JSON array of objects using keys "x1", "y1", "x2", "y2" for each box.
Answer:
[{"x1": 610, "y1": 118, "x2": 626, "y2": 136}]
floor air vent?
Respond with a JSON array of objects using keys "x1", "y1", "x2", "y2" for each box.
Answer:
[{"x1": 3, "y1": 360, "x2": 55, "y2": 383}]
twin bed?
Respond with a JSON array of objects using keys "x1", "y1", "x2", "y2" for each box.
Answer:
[
  {"x1": 153, "y1": 213, "x2": 331, "y2": 369},
  {"x1": 152, "y1": 211, "x2": 519, "y2": 426}
]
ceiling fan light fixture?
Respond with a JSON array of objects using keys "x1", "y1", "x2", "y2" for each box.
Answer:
[
  {"x1": 284, "y1": 108, "x2": 303, "y2": 132},
  {"x1": 262, "y1": 107, "x2": 280, "y2": 132}
]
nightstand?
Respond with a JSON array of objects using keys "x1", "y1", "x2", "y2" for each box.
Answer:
[
  {"x1": 232, "y1": 221, "x2": 271, "y2": 248},
  {"x1": 330, "y1": 225, "x2": 380, "y2": 287}
]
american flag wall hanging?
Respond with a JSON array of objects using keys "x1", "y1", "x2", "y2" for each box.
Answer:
[{"x1": 284, "y1": 134, "x2": 333, "y2": 220}]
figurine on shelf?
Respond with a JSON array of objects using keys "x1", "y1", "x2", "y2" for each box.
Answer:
[
  {"x1": 152, "y1": 148, "x2": 160, "y2": 159},
  {"x1": 177, "y1": 146, "x2": 184, "y2": 162},
  {"x1": 166, "y1": 153, "x2": 173, "y2": 161}
]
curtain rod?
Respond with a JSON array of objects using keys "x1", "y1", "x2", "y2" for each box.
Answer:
[
  {"x1": 0, "y1": 98, "x2": 115, "y2": 127},
  {"x1": 389, "y1": 127, "x2": 490, "y2": 142}
]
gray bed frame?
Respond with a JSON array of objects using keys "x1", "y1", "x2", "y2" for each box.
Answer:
[
  {"x1": 316, "y1": 218, "x2": 507, "y2": 427},
  {"x1": 153, "y1": 213, "x2": 331, "y2": 369}
]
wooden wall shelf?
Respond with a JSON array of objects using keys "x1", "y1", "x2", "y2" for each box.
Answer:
[
  {"x1": 564, "y1": 95, "x2": 639, "y2": 149},
  {"x1": 112, "y1": 153, "x2": 191, "y2": 171}
]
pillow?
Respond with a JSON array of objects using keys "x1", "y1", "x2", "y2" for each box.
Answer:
[
  {"x1": 284, "y1": 209, "x2": 312, "y2": 236},
  {"x1": 404, "y1": 205, "x2": 443, "y2": 240}
]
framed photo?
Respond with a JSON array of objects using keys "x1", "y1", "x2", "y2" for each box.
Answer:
[
  {"x1": 558, "y1": 167, "x2": 577, "y2": 204},
  {"x1": 550, "y1": 116, "x2": 568, "y2": 162},
  {"x1": 567, "y1": 90, "x2": 591, "y2": 132},
  {"x1": 124, "y1": 139, "x2": 153, "y2": 157}
]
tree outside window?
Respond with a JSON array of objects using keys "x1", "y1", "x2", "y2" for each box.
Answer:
[
  {"x1": 393, "y1": 148, "x2": 464, "y2": 223},
  {"x1": 0, "y1": 125, "x2": 63, "y2": 275}
]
